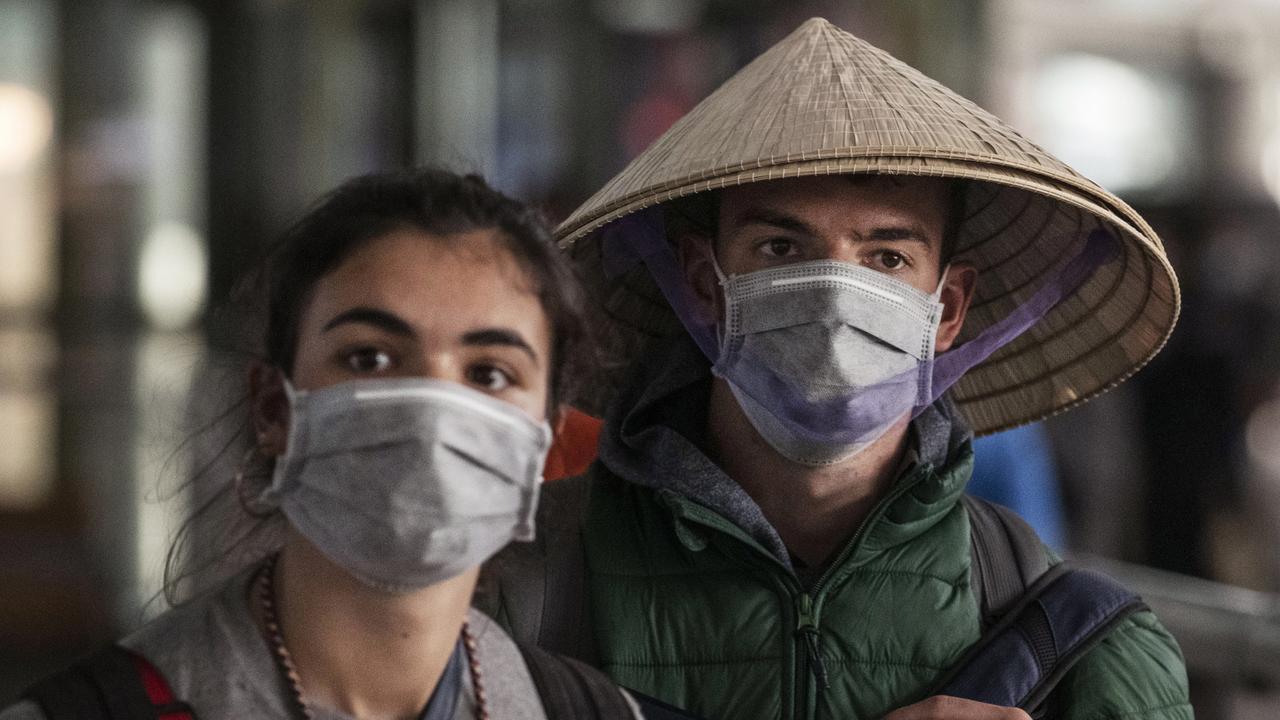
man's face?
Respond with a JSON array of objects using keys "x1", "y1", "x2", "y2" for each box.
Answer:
[
  {"x1": 715, "y1": 175, "x2": 950, "y2": 292},
  {"x1": 679, "y1": 174, "x2": 976, "y2": 354}
]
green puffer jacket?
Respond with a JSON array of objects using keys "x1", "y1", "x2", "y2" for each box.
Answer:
[
  {"x1": 579, "y1": 451, "x2": 1191, "y2": 720},
  {"x1": 480, "y1": 339, "x2": 1193, "y2": 720}
]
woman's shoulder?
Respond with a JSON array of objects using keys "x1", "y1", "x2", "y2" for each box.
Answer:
[
  {"x1": 465, "y1": 608, "x2": 550, "y2": 719},
  {"x1": 0, "y1": 570, "x2": 276, "y2": 720},
  {"x1": 120, "y1": 565, "x2": 291, "y2": 715},
  {"x1": 0, "y1": 570, "x2": 284, "y2": 720}
]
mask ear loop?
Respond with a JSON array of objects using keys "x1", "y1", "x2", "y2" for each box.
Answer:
[
  {"x1": 917, "y1": 264, "x2": 951, "y2": 407},
  {"x1": 710, "y1": 248, "x2": 730, "y2": 286},
  {"x1": 234, "y1": 445, "x2": 278, "y2": 518},
  {"x1": 931, "y1": 264, "x2": 951, "y2": 301},
  {"x1": 708, "y1": 249, "x2": 734, "y2": 353},
  {"x1": 253, "y1": 375, "x2": 299, "y2": 512}
]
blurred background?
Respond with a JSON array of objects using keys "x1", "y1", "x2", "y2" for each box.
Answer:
[{"x1": 2, "y1": 0, "x2": 1280, "y2": 716}]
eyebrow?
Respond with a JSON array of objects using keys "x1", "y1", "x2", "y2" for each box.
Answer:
[
  {"x1": 730, "y1": 207, "x2": 934, "y2": 247},
  {"x1": 462, "y1": 328, "x2": 540, "y2": 364},
  {"x1": 730, "y1": 207, "x2": 820, "y2": 237},
  {"x1": 322, "y1": 307, "x2": 415, "y2": 336},
  {"x1": 867, "y1": 226, "x2": 931, "y2": 246}
]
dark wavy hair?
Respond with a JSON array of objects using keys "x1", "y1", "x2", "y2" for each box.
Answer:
[{"x1": 163, "y1": 168, "x2": 591, "y2": 604}]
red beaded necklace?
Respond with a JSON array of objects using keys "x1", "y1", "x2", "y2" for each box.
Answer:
[{"x1": 255, "y1": 555, "x2": 489, "y2": 719}]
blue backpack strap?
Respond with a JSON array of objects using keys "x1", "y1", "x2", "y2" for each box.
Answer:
[
  {"x1": 934, "y1": 564, "x2": 1147, "y2": 712},
  {"x1": 945, "y1": 495, "x2": 1148, "y2": 714}
]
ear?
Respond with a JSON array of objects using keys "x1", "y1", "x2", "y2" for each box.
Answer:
[
  {"x1": 675, "y1": 232, "x2": 723, "y2": 323},
  {"x1": 248, "y1": 361, "x2": 291, "y2": 457},
  {"x1": 934, "y1": 262, "x2": 978, "y2": 354}
]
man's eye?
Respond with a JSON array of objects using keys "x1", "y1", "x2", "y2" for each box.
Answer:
[
  {"x1": 467, "y1": 364, "x2": 513, "y2": 392},
  {"x1": 876, "y1": 250, "x2": 908, "y2": 270},
  {"x1": 762, "y1": 238, "x2": 797, "y2": 258},
  {"x1": 346, "y1": 347, "x2": 393, "y2": 373}
]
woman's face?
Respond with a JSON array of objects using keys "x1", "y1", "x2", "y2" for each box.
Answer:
[{"x1": 259, "y1": 227, "x2": 553, "y2": 442}]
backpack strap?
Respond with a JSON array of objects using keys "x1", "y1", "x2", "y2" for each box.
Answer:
[
  {"x1": 952, "y1": 494, "x2": 1148, "y2": 715},
  {"x1": 931, "y1": 564, "x2": 1147, "y2": 712},
  {"x1": 477, "y1": 474, "x2": 596, "y2": 663},
  {"x1": 22, "y1": 645, "x2": 196, "y2": 720},
  {"x1": 963, "y1": 494, "x2": 1053, "y2": 626},
  {"x1": 516, "y1": 642, "x2": 637, "y2": 719}
]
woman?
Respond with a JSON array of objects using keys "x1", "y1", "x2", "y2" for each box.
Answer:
[{"x1": 4, "y1": 169, "x2": 643, "y2": 719}]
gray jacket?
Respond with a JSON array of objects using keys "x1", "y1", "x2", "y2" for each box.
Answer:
[{"x1": 1, "y1": 568, "x2": 553, "y2": 719}]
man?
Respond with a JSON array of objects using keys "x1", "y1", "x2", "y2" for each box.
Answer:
[{"x1": 480, "y1": 18, "x2": 1191, "y2": 720}]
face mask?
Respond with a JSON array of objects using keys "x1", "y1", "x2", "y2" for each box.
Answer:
[
  {"x1": 257, "y1": 377, "x2": 553, "y2": 593},
  {"x1": 712, "y1": 258, "x2": 946, "y2": 466}
]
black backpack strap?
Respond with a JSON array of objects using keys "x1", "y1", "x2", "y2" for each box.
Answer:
[
  {"x1": 477, "y1": 475, "x2": 596, "y2": 663},
  {"x1": 23, "y1": 645, "x2": 162, "y2": 720},
  {"x1": 516, "y1": 642, "x2": 637, "y2": 719},
  {"x1": 534, "y1": 475, "x2": 595, "y2": 661},
  {"x1": 963, "y1": 494, "x2": 1053, "y2": 626},
  {"x1": 931, "y1": 565, "x2": 1147, "y2": 713}
]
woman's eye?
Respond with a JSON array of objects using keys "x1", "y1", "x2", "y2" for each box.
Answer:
[
  {"x1": 346, "y1": 347, "x2": 393, "y2": 373},
  {"x1": 467, "y1": 364, "x2": 513, "y2": 392}
]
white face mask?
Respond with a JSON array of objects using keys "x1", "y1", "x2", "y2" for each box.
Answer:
[
  {"x1": 255, "y1": 377, "x2": 553, "y2": 593},
  {"x1": 712, "y1": 258, "x2": 947, "y2": 465}
]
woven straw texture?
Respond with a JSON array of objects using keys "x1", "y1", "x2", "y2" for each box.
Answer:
[{"x1": 559, "y1": 17, "x2": 1180, "y2": 434}]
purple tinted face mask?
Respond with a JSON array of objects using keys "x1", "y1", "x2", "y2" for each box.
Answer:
[
  {"x1": 600, "y1": 204, "x2": 1118, "y2": 463},
  {"x1": 711, "y1": 256, "x2": 949, "y2": 464}
]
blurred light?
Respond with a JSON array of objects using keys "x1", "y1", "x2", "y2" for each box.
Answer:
[
  {"x1": 592, "y1": 0, "x2": 703, "y2": 34},
  {"x1": 1032, "y1": 53, "x2": 1187, "y2": 193},
  {"x1": 0, "y1": 82, "x2": 53, "y2": 174},
  {"x1": 1246, "y1": 397, "x2": 1280, "y2": 479},
  {"x1": 416, "y1": 0, "x2": 499, "y2": 172},
  {"x1": 0, "y1": 327, "x2": 57, "y2": 390},
  {"x1": 0, "y1": 173, "x2": 55, "y2": 309},
  {"x1": 0, "y1": 390, "x2": 55, "y2": 509},
  {"x1": 133, "y1": 330, "x2": 200, "y2": 619},
  {"x1": 1262, "y1": 93, "x2": 1280, "y2": 208},
  {"x1": 137, "y1": 221, "x2": 207, "y2": 330}
]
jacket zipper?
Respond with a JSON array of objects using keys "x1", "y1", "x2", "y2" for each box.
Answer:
[
  {"x1": 795, "y1": 591, "x2": 830, "y2": 718},
  {"x1": 796, "y1": 463, "x2": 935, "y2": 719}
]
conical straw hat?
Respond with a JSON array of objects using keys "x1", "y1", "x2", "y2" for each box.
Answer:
[{"x1": 559, "y1": 17, "x2": 1179, "y2": 434}]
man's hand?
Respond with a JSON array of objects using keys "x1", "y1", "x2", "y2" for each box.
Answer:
[{"x1": 882, "y1": 695, "x2": 1032, "y2": 720}]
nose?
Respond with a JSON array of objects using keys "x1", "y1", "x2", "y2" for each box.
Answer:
[
  {"x1": 418, "y1": 352, "x2": 464, "y2": 386},
  {"x1": 819, "y1": 236, "x2": 861, "y2": 265}
]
